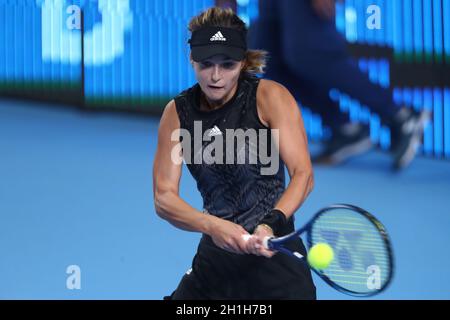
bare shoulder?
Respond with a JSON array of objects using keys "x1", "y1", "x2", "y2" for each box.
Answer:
[
  {"x1": 258, "y1": 78, "x2": 289, "y2": 95},
  {"x1": 159, "y1": 99, "x2": 180, "y2": 135},
  {"x1": 257, "y1": 79, "x2": 293, "y2": 107},
  {"x1": 162, "y1": 99, "x2": 177, "y2": 117},
  {"x1": 161, "y1": 100, "x2": 179, "y2": 125},
  {"x1": 256, "y1": 79, "x2": 296, "y2": 125}
]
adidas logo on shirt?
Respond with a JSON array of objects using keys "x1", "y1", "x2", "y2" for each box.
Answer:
[
  {"x1": 210, "y1": 31, "x2": 226, "y2": 42},
  {"x1": 207, "y1": 125, "x2": 223, "y2": 137}
]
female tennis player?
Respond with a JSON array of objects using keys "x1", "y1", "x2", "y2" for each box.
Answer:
[{"x1": 153, "y1": 7, "x2": 316, "y2": 299}]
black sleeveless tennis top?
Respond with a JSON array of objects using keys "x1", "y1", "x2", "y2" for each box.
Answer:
[{"x1": 174, "y1": 75, "x2": 287, "y2": 232}]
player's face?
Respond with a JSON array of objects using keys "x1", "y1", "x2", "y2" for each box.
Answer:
[{"x1": 192, "y1": 54, "x2": 244, "y2": 107}]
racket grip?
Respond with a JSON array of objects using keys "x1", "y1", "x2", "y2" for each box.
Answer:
[
  {"x1": 243, "y1": 235, "x2": 274, "y2": 250},
  {"x1": 263, "y1": 236, "x2": 273, "y2": 250},
  {"x1": 242, "y1": 234, "x2": 273, "y2": 250}
]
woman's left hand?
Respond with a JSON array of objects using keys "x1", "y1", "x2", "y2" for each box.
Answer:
[{"x1": 244, "y1": 225, "x2": 277, "y2": 258}]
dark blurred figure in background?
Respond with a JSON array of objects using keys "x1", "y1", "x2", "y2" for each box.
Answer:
[{"x1": 249, "y1": 0, "x2": 430, "y2": 170}]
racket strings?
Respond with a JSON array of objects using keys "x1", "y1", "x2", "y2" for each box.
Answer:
[{"x1": 310, "y1": 210, "x2": 392, "y2": 294}]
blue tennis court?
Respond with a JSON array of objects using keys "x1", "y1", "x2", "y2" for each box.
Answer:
[{"x1": 1, "y1": 98, "x2": 449, "y2": 299}]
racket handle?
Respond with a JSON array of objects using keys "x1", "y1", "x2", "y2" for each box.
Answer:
[
  {"x1": 263, "y1": 236, "x2": 273, "y2": 250},
  {"x1": 242, "y1": 235, "x2": 273, "y2": 249},
  {"x1": 242, "y1": 235, "x2": 276, "y2": 251}
]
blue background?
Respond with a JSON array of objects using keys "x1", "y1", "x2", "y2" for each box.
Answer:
[{"x1": 0, "y1": 0, "x2": 449, "y2": 299}]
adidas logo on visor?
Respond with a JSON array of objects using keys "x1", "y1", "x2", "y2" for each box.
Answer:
[{"x1": 210, "y1": 31, "x2": 226, "y2": 41}]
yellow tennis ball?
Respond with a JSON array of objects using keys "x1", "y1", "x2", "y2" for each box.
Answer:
[{"x1": 307, "y1": 243, "x2": 334, "y2": 270}]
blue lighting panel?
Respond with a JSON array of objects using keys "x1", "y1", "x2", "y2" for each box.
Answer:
[
  {"x1": 434, "y1": 88, "x2": 444, "y2": 156},
  {"x1": 335, "y1": 1, "x2": 346, "y2": 35},
  {"x1": 370, "y1": 114, "x2": 381, "y2": 143},
  {"x1": 302, "y1": 107, "x2": 312, "y2": 138},
  {"x1": 358, "y1": 58, "x2": 368, "y2": 73},
  {"x1": 392, "y1": 0, "x2": 403, "y2": 58},
  {"x1": 423, "y1": 88, "x2": 434, "y2": 155},
  {"x1": 379, "y1": 124, "x2": 391, "y2": 150},
  {"x1": 0, "y1": 0, "x2": 214, "y2": 109},
  {"x1": 379, "y1": 59, "x2": 390, "y2": 88},
  {"x1": 368, "y1": 58, "x2": 378, "y2": 84},
  {"x1": 302, "y1": 107, "x2": 323, "y2": 141},
  {"x1": 444, "y1": 0, "x2": 450, "y2": 64},
  {"x1": 374, "y1": 0, "x2": 385, "y2": 46},
  {"x1": 247, "y1": 0, "x2": 259, "y2": 24},
  {"x1": 0, "y1": 1, "x2": 4, "y2": 87},
  {"x1": 312, "y1": 114, "x2": 324, "y2": 140},
  {"x1": 393, "y1": 87, "x2": 403, "y2": 106},
  {"x1": 349, "y1": 97, "x2": 361, "y2": 123},
  {"x1": 360, "y1": 105, "x2": 371, "y2": 124},
  {"x1": 4, "y1": 1, "x2": 13, "y2": 84},
  {"x1": 82, "y1": 0, "x2": 214, "y2": 106},
  {"x1": 385, "y1": 0, "x2": 394, "y2": 47},
  {"x1": 403, "y1": 87, "x2": 413, "y2": 106},
  {"x1": 2, "y1": 0, "x2": 450, "y2": 160},
  {"x1": 345, "y1": 0, "x2": 358, "y2": 43},
  {"x1": 444, "y1": 88, "x2": 450, "y2": 157},
  {"x1": 433, "y1": 0, "x2": 444, "y2": 63},
  {"x1": 413, "y1": 87, "x2": 423, "y2": 152},
  {"x1": 413, "y1": 87, "x2": 423, "y2": 112},
  {"x1": 237, "y1": 0, "x2": 259, "y2": 27},
  {"x1": 413, "y1": 0, "x2": 424, "y2": 62},
  {"x1": 356, "y1": 0, "x2": 366, "y2": 44},
  {"x1": 16, "y1": 3, "x2": 24, "y2": 83},
  {"x1": 423, "y1": 0, "x2": 433, "y2": 62},
  {"x1": 364, "y1": 0, "x2": 374, "y2": 45},
  {"x1": 339, "y1": 93, "x2": 351, "y2": 113},
  {"x1": 0, "y1": 0, "x2": 83, "y2": 91},
  {"x1": 403, "y1": 0, "x2": 414, "y2": 61}
]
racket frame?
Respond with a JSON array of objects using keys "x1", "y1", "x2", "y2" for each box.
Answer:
[{"x1": 267, "y1": 203, "x2": 395, "y2": 297}]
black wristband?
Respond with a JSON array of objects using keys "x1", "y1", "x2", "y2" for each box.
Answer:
[{"x1": 259, "y1": 209, "x2": 288, "y2": 236}]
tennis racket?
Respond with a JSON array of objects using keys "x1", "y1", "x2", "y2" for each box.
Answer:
[{"x1": 261, "y1": 204, "x2": 394, "y2": 297}]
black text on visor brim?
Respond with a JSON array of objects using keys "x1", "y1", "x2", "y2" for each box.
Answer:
[{"x1": 191, "y1": 45, "x2": 246, "y2": 62}]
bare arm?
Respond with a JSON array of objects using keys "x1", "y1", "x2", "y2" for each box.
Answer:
[
  {"x1": 247, "y1": 80, "x2": 314, "y2": 258},
  {"x1": 257, "y1": 80, "x2": 314, "y2": 220},
  {"x1": 153, "y1": 100, "x2": 250, "y2": 254},
  {"x1": 153, "y1": 100, "x2": 212, "y2": 233}
]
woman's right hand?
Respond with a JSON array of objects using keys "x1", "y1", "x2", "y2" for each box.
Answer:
[{"x1": 207, "y1": 216, "x2": 251, "y2": 255}]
